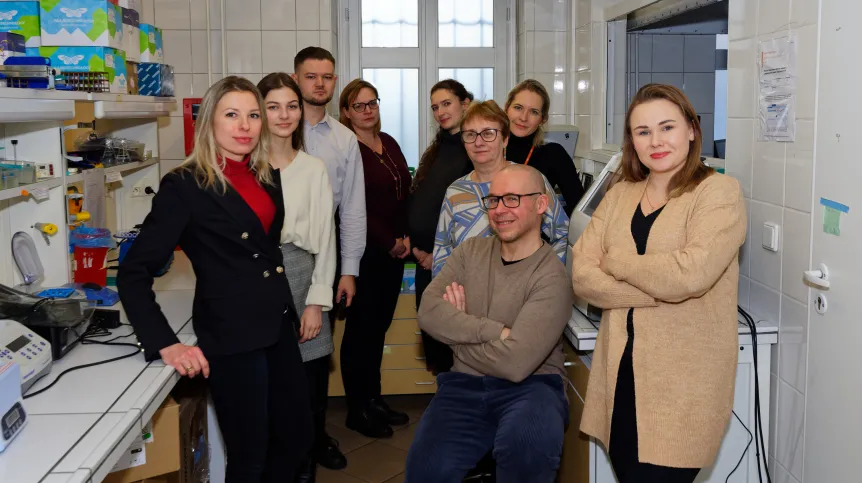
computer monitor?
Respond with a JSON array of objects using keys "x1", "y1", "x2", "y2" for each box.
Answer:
[{"x1": 567, "y1": 152, "x2": 622, "y2": 322}]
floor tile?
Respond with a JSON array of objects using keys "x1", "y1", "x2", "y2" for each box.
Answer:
[
  {"x1": 381, "y1": 422, "x2": 419, "y2": 452},
  {"x1": 384, "y1": 474, "x2": 406, "y2": 483},
  {"x1": 317, "y1": 467, "x2": 367, "y2": 483},
  {"x1": 325, "y1": 422, "x2": 375, "y2": 455},
  {"x1": 342, "y1": 441, "x2": 409, "y2": 483}
]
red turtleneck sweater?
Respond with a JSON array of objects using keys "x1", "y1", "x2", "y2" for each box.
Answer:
[{"x1": 222, "y1": 156, "x2": 275, "y2": 234}]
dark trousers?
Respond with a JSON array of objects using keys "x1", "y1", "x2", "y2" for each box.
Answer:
[
  {"x1": 415, "y1": 267, "x2": 453, "y2": 373},
  {"x1": 340, "y1": 248, "x2": 404, "y2": 409},
  {"x1": 405, "y1": 372, "x2": 568, "y2": 483},
  {"x1": 207, "y1": 318, "x2": 312, "y2": 482},
  {"x1": 304, "y1": 354, "x2": 331, "y2": 452},
  {"x1": 608, "y1": 312, "x2": 700, "y2": 483}
]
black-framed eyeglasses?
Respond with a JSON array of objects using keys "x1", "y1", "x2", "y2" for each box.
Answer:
[
  {"x1": 351, "y1": 98, "x2": 380, "y2": 112},
  {"x1": 461, "y1": 128, "x2": 500, "y2": 144},
  {"x1": 481, "y1": 192, "x2": 542, "y2": 210}
]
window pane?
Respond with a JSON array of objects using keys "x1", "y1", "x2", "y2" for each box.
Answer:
[
  {"x1": 439, "y1": 68, "x2": 494, "y2": 101},
  {"x1": 438, "y1": 0, "x2": 494, "y2": 47},
  {"x1": 362, "y1": 68, "x2": 420, "y2": 167},
  {"x1": 362, "y1": 0, "x2": 419, "y2": 47}
]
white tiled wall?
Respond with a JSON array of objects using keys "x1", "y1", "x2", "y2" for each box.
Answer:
[
  {"x1": 152, "y1": 0, "x2": 338, "y2": 167},
  {"x1": 727, "y1": 0, "x2": 817, "y2": 480},
  {"x1": 517, "y1": 0, "x2": 573, "y2": 122},
  {"x1": 579, "y1": 0, "x2": 818, "y2": 481}
]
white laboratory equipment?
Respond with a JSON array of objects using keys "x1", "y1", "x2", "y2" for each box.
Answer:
[
  {"x1": 0, "y1": 319, "x2": 52, "y2": 392},
  {"x1": 0, "y1": 362, "x2": 27, "y2": 453}
]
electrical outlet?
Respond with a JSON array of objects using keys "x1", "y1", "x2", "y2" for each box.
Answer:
[{"x1": 131, "y1": 186, "x2": 144, "y2": 197}]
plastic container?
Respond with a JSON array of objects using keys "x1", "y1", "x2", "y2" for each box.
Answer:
[
  {"x1": 0, "y1": 169, "x2": 19, "y2": 189},
  {"x1": 69, "y1": 227, "x2": 116, "y2": 286}
]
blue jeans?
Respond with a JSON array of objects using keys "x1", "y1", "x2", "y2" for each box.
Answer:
[{"x1": 405, "y1": 372, "x2": 568, "y2": 483}]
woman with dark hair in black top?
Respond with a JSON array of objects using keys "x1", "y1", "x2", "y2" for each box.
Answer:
[
  {"x1": 407, "y1": 79, "x2": 473, "y2": 374},
  {"x1": 505, "y1": 79, "x2": 585, "y2": 215}
]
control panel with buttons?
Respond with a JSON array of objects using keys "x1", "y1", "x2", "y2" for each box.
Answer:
[{"x1": 0, "y1": 320, "x2": 53, "y2": 393}]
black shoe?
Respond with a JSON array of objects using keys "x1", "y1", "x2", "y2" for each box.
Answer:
[
  {"x1": 346, "y1": 406, "x2": 394, "y2": 438},
  {"x1": 316, "y1": 435, "x2": 347, "y2": 470},
  {"x1": 294, "y1": 456, "x2": 317, "y2": 483},
  {"x1": 369, "y1": 396, "x2": 410, "y2": 426}
]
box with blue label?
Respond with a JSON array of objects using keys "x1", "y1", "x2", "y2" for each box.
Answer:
[
  {"x1": 121, "y1": 6, "x2": 137, "y2": 61},
  {"x1": 138, "y1": 23, "x2": 161, "y2": 63},
  {"x1": 37, "y1": 46, "x2": 127, "y2": 92},
  {"x1": 0, "y1": 2, "x2": 40, "y2": 47},
  {"x1": 137, "y1": 62, "x2": 173, "y2": 96},
  {"x1": 0, "y1": 31, "x2": 25, "y2": 63},
  {"x1": 40, "y1": 0, "x2": 123, "y2": 49}
]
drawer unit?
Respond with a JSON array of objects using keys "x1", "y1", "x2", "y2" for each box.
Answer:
[{"x1": 381, "y1": 369, "x2": 438, "y2": 395}]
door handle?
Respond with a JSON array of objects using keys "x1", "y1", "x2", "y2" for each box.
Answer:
[{"x1": 803, "y1": 263, "x2": 830, "y2": 289}]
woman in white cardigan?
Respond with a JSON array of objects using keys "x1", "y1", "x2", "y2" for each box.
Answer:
[{"x1": 257, "y1": 73, "x2": 338, "y2": 481}]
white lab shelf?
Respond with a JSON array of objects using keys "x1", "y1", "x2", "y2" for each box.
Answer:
[
  {"x1": 0, "y1": 177, "x2": 63, "y2": 202},
  {"x1": 66, "y1": 157, "x2": 160, "y2": 184},
  {"x1": 0, "y1": 88, "x2": 88, "y2": 101},
  {"x1": 93, "y1": 100, "x2": 176, "y2": 119}
]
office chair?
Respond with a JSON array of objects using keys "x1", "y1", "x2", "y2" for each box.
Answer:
[{"x1": 463, "y1": 451, "x2": 496, "y2": 482}]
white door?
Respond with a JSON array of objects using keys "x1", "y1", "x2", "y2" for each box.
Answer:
[{"x1": 803, "y1": 1, "x2": 862, "y2": 481}]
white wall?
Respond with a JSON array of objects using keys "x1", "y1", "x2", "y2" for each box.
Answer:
[
  {"x1": 727, "y1": 1, "x2": 817, "y2": 481},
  {"x1": 517, "y1": 0, "x2": 574, "y2": 126},
  {"x1": 149, "y1": 0, "x2": 338, "y2": 171},
  {"x1": 576, "y1": 0, "x2": 818, "y2": 481}
]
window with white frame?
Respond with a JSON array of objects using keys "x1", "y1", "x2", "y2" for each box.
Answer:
[{"x1": 344, "y1": 0, "x2": 513, "y2": 167}]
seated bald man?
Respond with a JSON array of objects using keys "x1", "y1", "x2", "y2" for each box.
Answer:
[{"x1": 405, "y1": 164, "x2": 573, "y2": 483}]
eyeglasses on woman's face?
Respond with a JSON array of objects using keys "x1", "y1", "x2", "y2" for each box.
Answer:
[
  {"x1": 351, "y1": 98, "x2": 380, "y2": 113},
  {"x1": 461, "y1": 128, "x2": 500, "y2": 144}
]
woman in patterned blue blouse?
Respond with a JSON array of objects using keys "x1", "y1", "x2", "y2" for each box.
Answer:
[{"x1": 432, "y1": 100, "x2": 570, "y2": 277}]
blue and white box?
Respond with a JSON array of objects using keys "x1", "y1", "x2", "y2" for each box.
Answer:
[
  {"x1": 0, "y1": 2, "x2": 41, "y2": 47},
  {"x1": 40, "y1": 0, "x2": 123, "y2": 49},
  {"x1": 0, "y1": 31, "x2": 25, "y2": 63},
  {"x1": 37, "y1": 46, "x2": 127, "y2": 93},
  {"x1": 137, "y1": 62, "x2": 173, "y2": 96},
  {"x1": 121, "y1": 6, "x2": 137, "y2": 61},
  {"x1": 138, "y1": 22, "x2": 161, "y2": 63}
]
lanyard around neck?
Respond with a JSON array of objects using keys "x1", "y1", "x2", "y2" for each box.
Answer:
[{"x1": 523, "y1": 145, "x2": 536, "y2": 165}]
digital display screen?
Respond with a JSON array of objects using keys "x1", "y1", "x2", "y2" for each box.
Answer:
[
  {"x1": 6, "y1": 335, "x2": 29, "y2": 353},
  {"x1": 5, "y1": 407, "x2": 19, "y2": 427},
  {"x1": 191, "y1": 104, "x2": 200, "y2": 121}
]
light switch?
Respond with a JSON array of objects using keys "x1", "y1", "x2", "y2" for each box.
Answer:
[{"x1": 762, "y1": 222, "x2": 780, "y2": 252}]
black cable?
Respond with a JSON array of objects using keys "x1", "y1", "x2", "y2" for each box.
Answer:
[
  {"x1": 726, "y1": 410, "x2": 753, "y2": 482},
  {"x1": 23, "y1": 323, "x2": 141, "y2": 400},
  {"x1": 738, "y1": 306, "x2": 773, "y2": 483}
]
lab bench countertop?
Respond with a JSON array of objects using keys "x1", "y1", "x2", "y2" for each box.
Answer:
[
  {"x1": 0, "y1": 257, "x2": 196, "y2": 483},
  {"x1": 565, "y1": 307, "x2": 779, "y2": 352}
]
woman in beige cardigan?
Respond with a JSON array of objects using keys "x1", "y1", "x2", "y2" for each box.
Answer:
[{"x1": 572, "y1": 84, "x2": 747, "y2": 482}]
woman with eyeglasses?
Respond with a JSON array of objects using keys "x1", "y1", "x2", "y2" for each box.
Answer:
[
  {"x1": 433, "y1": 100, "x2": 569, "y2": 277},
  {"x1": 408, "y1": 79, "x2": 474, "y2": 375},
  {"x1": 338, "y1": 79, "x2": 412, "y2": 439}
]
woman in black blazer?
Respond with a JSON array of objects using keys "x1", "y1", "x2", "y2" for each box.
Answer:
[{"x1": 117, "y1": 76, "x2": 311, "y2": 482}]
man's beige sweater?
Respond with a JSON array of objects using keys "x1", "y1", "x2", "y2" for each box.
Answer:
[
  {"x1": 572, "y1": 173, "x2": 747, "y2": 469},
  {"x1": 418, "y1": 236, "x2": 574, "y2": 383}
]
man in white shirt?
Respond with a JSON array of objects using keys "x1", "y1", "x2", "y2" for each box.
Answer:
[{"x1": 292, "y1": 47, "x2": 367, "y2": 479}]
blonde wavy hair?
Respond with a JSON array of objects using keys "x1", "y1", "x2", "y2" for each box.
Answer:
[{"x1": 177, "y1": 76, "x2": 273, "y2": 192}]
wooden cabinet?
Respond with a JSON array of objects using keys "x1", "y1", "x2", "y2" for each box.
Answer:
[
  {"x1": 557, "y1": 340, "x2": 592, "y2": 483},
  {"x1": 328, "y1": 293, "x2": 436, "y2": 396}
]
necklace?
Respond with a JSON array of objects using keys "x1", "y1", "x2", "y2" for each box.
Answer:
[
  {"x1": 367, "y1": 142, "x2": 404, "y2": 200},
  {"x1": 644, "y1": 177, "x2": 668, "y2": 213}
]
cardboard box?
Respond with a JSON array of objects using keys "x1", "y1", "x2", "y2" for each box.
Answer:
[
  {"x1": 121, "y1": 6, "x2": 137, "y2": 61},
  {"x1": 138, "y1": 22, "x2": 161, "y2": 63},
  {"x1": 40, "y1": 0, "x2": 123, "y2": 49},
  {"x1": 118, "y1": 0, "x2": 141, "y2": 11},
  {"x1": 137, "y1": 62, "x2": 173, "y2": 96},
  {"x1": 0, "y1": 2, "x2": 40, "y2": 47},
  {"x1": 36, "y1": 46, "x2": 127, "y2": 93},
  {"x1": 126, "y1": 59, "x2": 137, "y2": 93},
  {"x1": 103, "y1": 397, "x2": 181, "y2": 483},
  {"x1": 0, "y1": 31, "x2": 25, "y2": 63}
]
